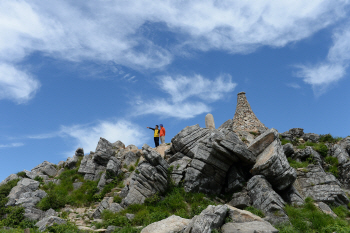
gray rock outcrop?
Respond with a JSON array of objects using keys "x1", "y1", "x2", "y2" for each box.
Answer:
[
  {"x1": 75, "y1": 147, "x2": 84, "y2": 157},
  {"x1": 183, "y1": 205, "x2": 228, "y2": 233},
  {"x1": 292, "y1": 147, "x2": 322, "y2": 164},
  {"x1": 31, "y1": 161, "x2": 58, "y2": 177},
  {"x1": 0, "y1": 174, "x2": 19, "y2": 186},
  {"x1": 94, "y1": 137, "x2": 114, "y2": 166},
  {"x1": 169, "y1": 156, "x2": 192, "y2": 185},
  {"x1": 332, "y1": 144, "x2": 350, "y2": 165},
  {"x1": 294, "y1": 164, "x2": 349, "y2": 206},
  {"x1": 92, "y1": 197, "x2": 124, "y2": 219},
  {"x1": 122, "y1": 151, "x2": 140, "y2": 167},
  {"x1": 250, "y1": 139, "x2": 296, "y2": 191},
  {"x1": 6, "y1": 178, "x2": 40, "y2": 206},
  {"x1": 141, "y1": 215, "x2": 190, "y2": 233},
  {"x1": 283, "y1": 143, "x2": 294, "y2": 157},
  {"x1": 221, "y1": 221, "x2": 279, "y2": 233},
  {"x1": 302, "y1": 133, "x2": 320, "y2": 143},
  {"x1": 228, "y1": 190, "x2": 251, "y2": 209},
  {"x1": 35, "y1": 216, "x2": 66, "y2": 231},
  {"x1": 121, "y1": 144, "x2": 169, "y2": 207},
  {"x1": 339, "y1": 136, "x2": 350, "y2": 154},
  {"x1": 106, "y1": 157, "x2": 122, "y2": 177},
  {"x1": 247, "y1": 175, "x2": 288, "y2": 224}
]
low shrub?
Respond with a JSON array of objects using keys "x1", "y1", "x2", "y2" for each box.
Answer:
[
  {"x1": 319, "y1": 134, "x2": 342, "y2": 144},
  {"x1": 47, "y1": 222, "x2": 80, "y2": 233},
  {"x1": 16, "y1": 171, "x2": 27, "y2": 178},
  {"x1": 313, "y1": 143, "x2": 328, "y2": 157},
  {"x1": 276, "y1": 197, "x2": 350, "y2": 233},
  {"x1": 281, "y1": 139, "x2": 291, "y2": 145},
  {"x1": 287, "y1": 158, "x2": 309, "y2": 169}
]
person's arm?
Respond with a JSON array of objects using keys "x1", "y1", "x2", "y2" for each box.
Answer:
[{"x1": 148, "y1": 127, "x2": 155, "y2": 131}]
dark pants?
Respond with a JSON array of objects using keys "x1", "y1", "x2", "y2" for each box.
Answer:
[{"x1": 154, "y1": 137, "x2": 159, "y2": 147}]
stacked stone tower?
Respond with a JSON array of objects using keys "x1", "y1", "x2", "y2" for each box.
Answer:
[{"x1": 232, "y1": 92, "x2": 267, "y2": 132}]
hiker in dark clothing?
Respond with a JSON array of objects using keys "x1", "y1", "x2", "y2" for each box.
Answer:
[{"x1": 147, "y1": 125, "x2": 160, "y2": 147}]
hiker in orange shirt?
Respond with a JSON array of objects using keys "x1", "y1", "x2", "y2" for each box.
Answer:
[{"x1": 159, "y1": 124, "x2": 166, "y2": 145}]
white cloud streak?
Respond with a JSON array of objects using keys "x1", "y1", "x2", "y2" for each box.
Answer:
[
  {"x1": 0, "y1": 63, "x2": 40, "y2": 103},
  {"x1": 134, "y1": 74, "x2": 236, "y2": 119},
  {"x1": 0, "y1": 0, "x2": 349, "y2": 101},
  {"x1": 0, "y1": 142, "x2": 24, "y2": 148},
  {"x1": 60, "y1": 120, "x2": 147, "y2": 155},
  {"x1": 296, "y1": 24, "x2": 350, "y2": 95}
]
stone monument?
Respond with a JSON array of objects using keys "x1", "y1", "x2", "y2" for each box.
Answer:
[
  {"x1": 232, "y1": 92, "x2": 267, "y2": 132},
  {"x1": 205, "y1": 113, "x2": 215, "y2": 129}
]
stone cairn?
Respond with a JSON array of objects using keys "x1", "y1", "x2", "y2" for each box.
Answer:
[
  {"x1": 232, "y1": 92, "x2": 267, "y2": 132},
  {"x1": 205, "y1": 113, "x2": 215, "y2": 129}
]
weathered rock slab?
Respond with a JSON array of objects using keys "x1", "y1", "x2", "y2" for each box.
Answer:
[
  {"x1": 141, "y1": 215, "x2": 190, "y2": 233},
  {"x1": 35, "y1": 216, "x2": 66, "y2": 231},
  {"x1": 221, "y1": 221, "x2": 279, "y2": 233}
]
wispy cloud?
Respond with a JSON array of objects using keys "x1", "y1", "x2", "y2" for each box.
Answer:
[
  {"x1": 0, "y1": 63, "x2": 40, "y2": 104},
  {"x1": 0, "y1": 143, "x2": 24, "y2": 148},
  {"x1": 0, "y1": 0, "x2": 348, "y2": 101},
  {"x1": 287, "y1": 83, "x2": 301, "y2": 89},
  {"x1": 295, "y1": 24, "x2": 350, "y2": 95},
  {"x1": 134, "y1": 74, "x2": 236, "y2": 119},
  {"x1": 26, "y1": 119, "x2": 147, "y2": 156}
]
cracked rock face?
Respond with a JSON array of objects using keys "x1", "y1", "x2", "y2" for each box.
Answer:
[
  {"x1": 247, "y1": 175, "x2": 288, "y2": 224},
  {"x1": 183, "y1": 129, "x2": 253, "y2": 195},
  {"x1": 294, "y1": 164, "x2": 349, "y2": 206},
  {"x1": 183, "y1": 205, "x2": 228, "y2": 233},
  {"x1": 121, "y1": 144, "x2": 169, "y2": 207},
  {"x1": 250, "y1": 139, "x2": 296, "y2": 191},
  {"x1": 332, "y1": 144, "x2": 350, "y2": 165},
  {"x1": 6, "y1": 178, "x2": 40, "y2": 206}
]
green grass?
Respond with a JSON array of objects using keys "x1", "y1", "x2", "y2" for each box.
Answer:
[
  {"x1": 288, "y1": 158, "x2": 309, "y2": 169},
  {"x1": 16, "y1": 171, "x2": 27, "y2": 178},
  {"x1": 276, "y1": 197, "x2": 350, "y2": 233},
  {"x1": 244, "y1": 206, "x2": 265, "y2": 218},
  {"x1": 37, "y1": 168, "x2": 101, "y2": 210},
  {"x1": 313, "y1": 143, "x2": 328, "y2": 157},
  {"x1": 100, "y1": 187, "x2": 215, "y2": 229},
  {"x1": 319, "y1": 134, "x2": 342, "y2": 144},
  {"x1": 324, "y1": 156, "x2": 339, "y2": 177},
  {"x1": 281, "y1": 138, "x2": 291, "y2": 145}
]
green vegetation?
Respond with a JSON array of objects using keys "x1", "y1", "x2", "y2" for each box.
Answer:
[
  {"x1": 47, "y1": 222, "x2": 80, "y2": 233},
  {"x1": 324, "y1": 156, "x2": 339, "y2": 177},
  {"x1": 16, "y1": 171, "x2": 27, "y2": 178},
  {"x1": 244, "y1": 206, "x2": 265, "y2": 218},
  {"x1": 319, "y1": 134, "x2": 342, "y2": 144},
  {"x1": 34, "y1": 176, "x2": 44, "y2": 185},
  {"x1": 249, "y1": 131, "x2": 258, "y2": 136},
  {"x1": 288, "y1": 158, "x2": 311, "y2": 169},
  {"x1": 100, "y1": 187, "x2": 215, "y2": 229},
  {"x1": 313, "y1": 143, "x2": 328, "y2": 157},
  {"x1": 276, "y1": 197, "x2": 350, "y2": 233},
  {"x1": 128, "y1": 165, "x2": 135, "y2": 172},
  {"x1": 37, "y1": 168, "x2": 99, "y2": 210}
]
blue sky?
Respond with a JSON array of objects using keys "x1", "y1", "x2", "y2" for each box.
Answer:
[{"x1": 1, "y1": 1, "x2": 350, "y2": 181}]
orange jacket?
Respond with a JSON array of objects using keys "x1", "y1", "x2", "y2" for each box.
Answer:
[{"x1": 160, "y1": 127, "x2": 166, "y2": 137}]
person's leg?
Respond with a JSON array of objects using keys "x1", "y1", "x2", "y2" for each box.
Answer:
[
  {"x1": 155, "y1": 137, "x2": 159, "y2": 147},
  {"x1": 160, "y1": 136, "x2": 165, "y2": 144}
]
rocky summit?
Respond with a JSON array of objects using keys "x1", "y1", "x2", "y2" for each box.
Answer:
[{"x1": 1, "y1": 93, "x2": 350, "y2": 233}]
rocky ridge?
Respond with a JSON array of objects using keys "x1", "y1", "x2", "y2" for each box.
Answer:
[{"x1": 1, "y1": 93, "x2": 350, "y2": 232}]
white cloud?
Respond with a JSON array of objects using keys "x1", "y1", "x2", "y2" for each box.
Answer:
[
  {"x1": 134, "y1": 74, "x2": 236, "y2": 119},
  {"x1": 59, "y1": 119, "x2": 147, "y2": 155},
  {"x1": 295, "y1": 24, "x2": 350, "y2": 94},
  {"x1": 0, "y1": 0, "x2": 349, "y2": 100},
  {"x1": 287, "y1": 83, "x2": 301, "y2": 89},
  {"x1": 0, "y1": 142, "x2": 24, "y2": 148},
  {"x1": 0, "y1": 63, "x2": 40, "y2": 103}
]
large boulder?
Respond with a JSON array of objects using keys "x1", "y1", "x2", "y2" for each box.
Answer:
[
  {"x1": 221, "y1": 205, "x2": 278, "y2": 233},
  {"x1": 93, "y1": 137, "x2": 114, "y2": 166},
  {"x1": 250, "y1": 139, "x2": 296, "y2": 191},
  {"x1": 339, "y1": 136, "x2": 350, "y2": 154},
  {"x1": 122, "y1": 151, "x2": 140, "y2": 167},
  {"x1": 248, "y1": 128, "x2": 279, "y2": 156},
  {"x1": 65, "y1": 155, "x2": 79, "y2": 169},
  {"x1": 183, "y1": 205, "x2": 228, "y2": 233},
  {"x1": 121, "y1": 144, "x2": 169, "y2": 207},
  {"x1": 78, "y1": 153, "x2": 105, "y2": 181},
  {"x1": 24, "y1": 207, "x2": 45, "y2": 221},
  {"x1": 6, "y1": 178, "x2": 40, "y2": 206},
  {"x1": 112, "y1": 140, "x2": 125, "y2": 149},
  {"x1": 283, "y1": 143, "x2": 294, "y2": 157},
  {"x1": 332, "y1": 144, "x2": 350, "y2": 165},
  {"x1": 92, "y1": 197, "x2": 124, "y2": 219},
  {"x1": 228, "y1": 190, "x2": 251, "y2": 209},
  {"x1": 31, "y1": 161, "x2": 57, "y2": 177},
  {"x1": 170, "y1": 124, "x2": 211, "y2": 158},
  {"x1": 169, "y1": 156, "x2": 192, "y2": 186},
  {"x1": 0, "y1": 174, "x2": 19, "y2": 186},
  {"x1": 247, "y1": 175, "x2": 288, "y2": 224},
  {"x1": 15, "y1": 189, "x2": 47, "y2": 208},
  {"x1": 106, "y1": 157, "x2": 122, "y2": 177},
  {"x1": 141, "y1": 215, "x2": 190, "y2": 233},
  {"x1": 294, "y1": 164, "x2": 349, "y2": 206},
  {"x1": 35, "y1": 216, "x2": 66, "y2": 231},
  {"x1": 302, "y1": 133, "x2": 320, "y2": 143},
  {"x1": 183, "y1": 128, "x2": 254, "y2": 195}
]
